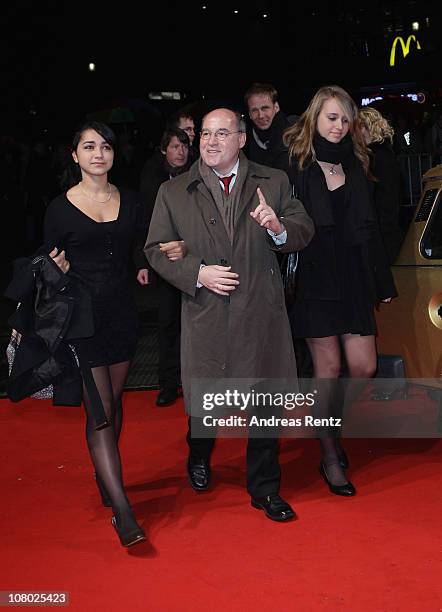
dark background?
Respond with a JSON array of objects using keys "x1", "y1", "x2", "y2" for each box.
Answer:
[{"x1": 1, "y1": 0, "x2": 441, "y2": 137}]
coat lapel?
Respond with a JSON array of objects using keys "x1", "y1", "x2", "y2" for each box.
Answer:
[
  {"x1": 185, "y1": 164, "x2": 231, "y2": 253},
  {"x1": 234, "y1": 163, "x2": 272, "y2": 226}
]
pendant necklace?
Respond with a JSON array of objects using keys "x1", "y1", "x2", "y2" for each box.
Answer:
[
  {"x1": 329, "y1": 164, "x2": 337, "y2": 175},
  {"x1": 79, "y1": 182, "x2": 112, "y2": 203}
]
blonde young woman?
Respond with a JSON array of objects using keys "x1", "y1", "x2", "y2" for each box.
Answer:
[
  {"x1": 359, "y1": 107, "x2": 402, "y2": 263},
  {"x1": 283, "y1": 86, "x2": 396, "y2": 495}
]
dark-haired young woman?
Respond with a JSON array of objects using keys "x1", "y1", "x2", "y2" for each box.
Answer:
[{"x1": 44, "y1": 121, "x2": 146, "y2": 547}]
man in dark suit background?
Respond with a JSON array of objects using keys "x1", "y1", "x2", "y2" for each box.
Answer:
[
  {"x1": 244, "y1": 82, "x2": 293, "y2": 174},
  {"x1": 138, "y1": 127, "x2": 191, "y2": 406}
]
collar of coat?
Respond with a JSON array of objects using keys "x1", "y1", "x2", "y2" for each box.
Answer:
[{"x1": 186, "y1": 151, "x2": 272, "y2": 194}]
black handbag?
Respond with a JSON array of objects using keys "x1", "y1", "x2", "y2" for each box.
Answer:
[{"x1": 6, "y1": 328, "x2": 53, "y2": 399}]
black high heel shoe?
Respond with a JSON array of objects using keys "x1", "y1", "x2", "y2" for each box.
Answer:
[
  {"x1": 94, "y1": 473, "x2": 112, "y2": 507},
  {"x1": 319, "y1": 461, "x2": 356, "y2": 497},
  {"x1": 111, "y1": 515, "x2": 146, "y2": 547}
]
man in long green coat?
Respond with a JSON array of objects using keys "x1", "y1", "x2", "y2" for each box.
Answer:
[{"x1": 145, "y1": 108, "x2": 314, "y2": 521}]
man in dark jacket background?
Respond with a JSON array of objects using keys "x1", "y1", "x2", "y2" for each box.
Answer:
[
  {"x1": 166, "y1": 109, "x2": 198, "y2": 162},
  {"x1": 138, "y1": 128, "x2": 191, "y2": 406},
  {"x1": 244, "y1": 82, "x2": 294, "y2": 175}
]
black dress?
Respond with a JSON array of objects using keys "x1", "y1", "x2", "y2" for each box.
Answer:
[
  {"x1": 291, "y1": 184, "x2": 376, "y2": 338},
  {"x1": 44, "y1": 189, "x2": 142, "y2": 367}
]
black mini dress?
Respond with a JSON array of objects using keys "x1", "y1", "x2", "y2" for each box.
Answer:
[
  {"x1": 291, "y1": 184, "x2": 377, "y2": 339},
  {"x1": 44, "y1": 189, "x2": 142, "y2": 367}
]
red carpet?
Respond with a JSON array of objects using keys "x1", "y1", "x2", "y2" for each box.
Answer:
[{"x1": 1, "y1": 391, "x2": 442, "y2": 611}]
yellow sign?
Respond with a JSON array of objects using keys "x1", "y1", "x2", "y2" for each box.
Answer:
[{"x1": 390, "y1": 35, "x2": 421, "y2": 67}]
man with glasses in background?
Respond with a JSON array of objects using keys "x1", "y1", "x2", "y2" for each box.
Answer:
[
  {"x1": 145, "y1": 108, "x2": 313, "y2": 521},
  {"x1": 167, "y1": 109, "x2": 198, "y2": 162}
]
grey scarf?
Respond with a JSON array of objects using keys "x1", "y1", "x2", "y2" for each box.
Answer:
[{"x1": 198, "y1": 152, "x2": 249, "y2": 242}]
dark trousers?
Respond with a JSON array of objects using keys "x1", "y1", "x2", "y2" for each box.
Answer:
[
  {"x1": 186, "y1": 417, "x2": 281, "y2": 498},
  {"x1": 157, "y1": 279, "x2": 181, "y2": 389}
]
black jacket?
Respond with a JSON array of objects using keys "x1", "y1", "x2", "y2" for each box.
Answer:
[
  {"x1": 288, "y1": 160, "x2": 397, "y2": 303},
  {"x1": 138, "y1": 151, "x2": 191, "y2": 286},
  {"x1": 139, "y1": 151, "x2": 171, "y2": 235},
  {"x1": 245, "y1": 111, "x2": 292, "y2": 175},
  {"x1": 369, "y1": 142, "x2": 402, "y2": 264},
  {"x1": 5, "y1": 253, "x2": 107, "y2": 428}
]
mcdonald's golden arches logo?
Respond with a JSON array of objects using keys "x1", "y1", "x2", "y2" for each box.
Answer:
[{"x1": 390, "y1": 34, "x2": 421, "y2": 67}]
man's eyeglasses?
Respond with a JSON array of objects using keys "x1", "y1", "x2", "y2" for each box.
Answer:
[{"x1": 200, "y1": 129, "x2": 244, "y2": 141}]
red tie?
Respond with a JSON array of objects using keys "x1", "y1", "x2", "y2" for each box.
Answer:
[{"x1": 219, "y1": 174, "x2": 234, "y2": 195}]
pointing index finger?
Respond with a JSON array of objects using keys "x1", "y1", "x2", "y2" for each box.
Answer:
[{"x1": 256, "y1": 187, "x2": 267, "y2": 205}]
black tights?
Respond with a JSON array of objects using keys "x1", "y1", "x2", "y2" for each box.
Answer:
[
  {"x1": 83, "y1": 360, "x2": 137, "y2": 530},
  {"x1": 307, "y1": 334, "x2": 377, "y2": 486},
  {"x1": 315, "y1": 378, "x2": 347, "y2": 486}
]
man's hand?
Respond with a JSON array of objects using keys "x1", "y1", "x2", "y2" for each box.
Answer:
[
  {"x1": 49, "y1": 247, "x2": 70, "y2": 274},
  {"x1": 159, "y1": 240, "x2": 187, "y2": 261},
  {"x1": 198, "y1": 265, "x2": 239, "y2": 296},
  {"x1": 137, "y1": 268, "x2": 149, "y2": 285},
  {"x1": 250, "y1": 187, "x2": 284, "y2": 235}
]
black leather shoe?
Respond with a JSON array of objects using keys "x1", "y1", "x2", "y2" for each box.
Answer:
[
  {"x1": 187, "y1": 455, "x2": 211, "y2": 491},
  {"x1": 111, "y1": 515, "x2": 146, "y2": 547},
  {"x1": 251, "y1": 494, "x2": 296, "y2": 522},
  {"x1": 319, "y1": 462, "x2": 356, "y2": 496},
  {"x1": 156, "y1": 387, "x2": 179, "y2": 407}
]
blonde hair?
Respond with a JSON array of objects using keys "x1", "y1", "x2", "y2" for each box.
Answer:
[
  {"x1": 359, "y1": 107, "x2": 394, "y2": 144},
  {"x1": 283, "y1": 85, "x2": 370, "y2": 174}
]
